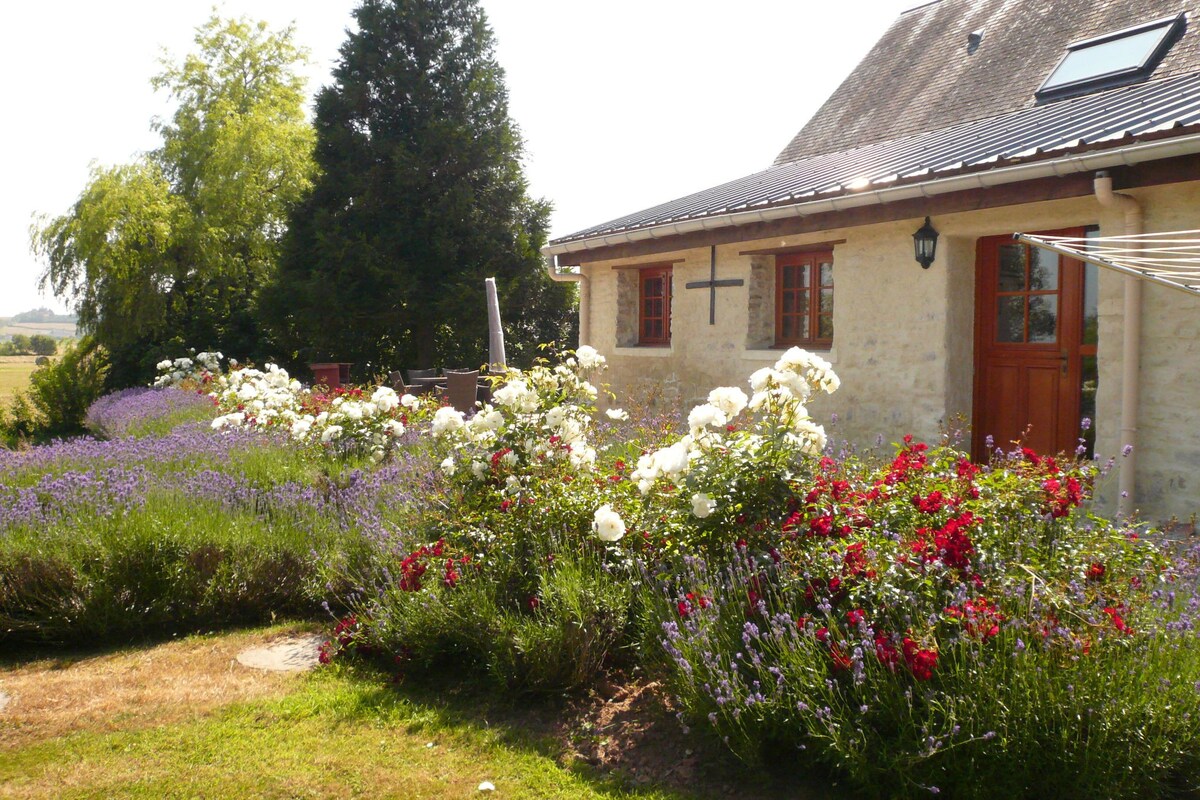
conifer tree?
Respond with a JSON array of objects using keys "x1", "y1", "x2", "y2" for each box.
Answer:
[{"x1": 263, "y1": 0, "x2": 575, "y2": 373}]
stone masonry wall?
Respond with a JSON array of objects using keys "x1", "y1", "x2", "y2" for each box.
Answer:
[
  {"x1": 745, "y1": 255, "x2": 775, "y2": 349},
  {"x1": 578, "y1": 180, "x2": 1200, "y2": 522}
]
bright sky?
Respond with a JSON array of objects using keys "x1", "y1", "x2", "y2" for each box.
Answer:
[{"x1": 0, "y1": 0, "x2": 915, "y2": 317}]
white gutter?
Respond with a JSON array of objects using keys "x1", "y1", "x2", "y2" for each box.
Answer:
[
  {"x1": 543, "y1": 131, "x2": 1200, "y2": 257},
  {"x1": 1094, "y1": 171, "x2": 1143, "y2": 519},
  {"x1": 545, "y1": 255, "x2": 590, "y2": 347}
]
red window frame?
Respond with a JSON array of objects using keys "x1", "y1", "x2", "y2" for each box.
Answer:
[
  {"x1": 775, "y1": 251, "x2": 833, "y2": 347},
  {"x1": 638, "y1": 265, "x2": 672, "y2": 346}
]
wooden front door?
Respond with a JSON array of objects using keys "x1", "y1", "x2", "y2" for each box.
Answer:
[{"x1": 972, "y1": 228, "x2": 1096, "y2": 461}]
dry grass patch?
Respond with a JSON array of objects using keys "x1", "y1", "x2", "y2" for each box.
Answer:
[
  {"x1": 0, "y1": 623, "x2": 320, "y2": 749},
  {"x1": 0, "y1": 628, "x2": 831, "y2": 800},
  {"x1": 0, "y1": 642, "x2": 693, "y2": 800},
  {"x1": 0, "y1": 356, "x2": 38, "y2": 403}
]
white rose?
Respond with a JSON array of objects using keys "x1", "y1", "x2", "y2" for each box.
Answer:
[
  {"x1": 320, "y1": 425, "x2": 343, "y2": 443},
  {"x1": 707, "y1": 386, "x2": 748, "y2": 418},
  {"x1": 793, "y1": 419, "x2": 828, "y2": 454},
  {"x1": 749, "y1": 367, "x2": 777, "y2": 392},
  {"x1": 691, "y1": 492, "x2": 717, "y2": 519},
  {"x1": 471, "y1": 408, "x2": 503, "y2": 432},
  {"x1": 605, "y1": 408, "x2": 629, "y2": 421},
  {"x1": 568, "y1": 445, "x2": 597, "y2": 468},
  {"x1": 431, "y1": 406, "x2": 466, "y2": 436},
  {"x1": 372, "y1": 386, "x2": 400, "y2": 412},
  {"x1": 592, "y1": 504, "x2": 626, "y2": 542},
  {"x1": 655, "y1": 440, "x2": 692, "y2": 479},
  {"x1": 575, "y1": 345, "x2": 605, "y2": 370},
  {"x1": 687, "y1": 403, "x2": 728, "y2": 435},
  {"x1": 440, "y1": 456, "x2": 457, "y2": 475},
  {"x1": 493, "y1": 379, "x2": 530, "y2": 408}
]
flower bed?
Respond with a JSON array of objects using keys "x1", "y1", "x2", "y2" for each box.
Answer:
[
  {"x1": 301, "y1": 345, "x2": 1200, "y2": 799},
  {"x1": 0, "y1": 386, "x2": 392, "y2": 643},
  {"x1": 13, "y1": 346, "x2": 1197, "y2": 795}
]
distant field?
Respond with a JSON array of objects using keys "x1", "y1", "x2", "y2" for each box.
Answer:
[
  {"x1": 0, "y1": 355, "x2": 39, "y2": 403},
  {"x1": 0, "y1": 321, "x2": 76, "y2": 338}
]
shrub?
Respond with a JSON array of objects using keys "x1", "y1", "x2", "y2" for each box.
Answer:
[
  {"x1": 332, "y1": 347, "x2": 637, "y2": 693},
  {"x1": 85, "y1": 387, "x2": 216, "y2": 439},
  {"x1": 0, "y1": 386, "x2": 379, "y2": 645},
  {"x1": 12, "y1": 338, "x2": 109, "y2": 440},
  {"x1": 0, "y1": 501, "x2": 349, "y2": 642},
  {"x1": 155, "y1": 353, "x2": 430, "y2": 461},
  {"x1": 645, "y1": 441, "x2": 1200, "y2": 799}
]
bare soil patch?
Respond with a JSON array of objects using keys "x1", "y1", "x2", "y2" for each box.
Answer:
[
  {"x1": 558, "y1": 679, "x2": 845, "y2": 800},
  {"x1": 235, "y1": 632, "x2": 324, "y2": 671}
]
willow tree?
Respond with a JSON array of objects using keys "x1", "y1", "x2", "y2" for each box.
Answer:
[
  {"x1": 34, "y1": 15, "x2": 316, "y2": 386},
  {"x1": 262, "y1": 0, "x2": 575, "y2": 374}
]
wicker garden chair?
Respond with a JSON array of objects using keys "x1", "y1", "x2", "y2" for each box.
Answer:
[{"x1": 444, "y1": 369, "x2": 480, "y2": 413}]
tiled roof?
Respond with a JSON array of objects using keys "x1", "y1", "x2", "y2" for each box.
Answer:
[
  {"x1": 552, "y1": 71, "x2": 1200, "y2": 246},
  {"x1": 775, "y1": 0, "x2": 1200, "y2": 164}
]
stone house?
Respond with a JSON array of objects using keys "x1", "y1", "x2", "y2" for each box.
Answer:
[{"x1": 542, "y1": 0, "x2": 1200, "y2": 521}]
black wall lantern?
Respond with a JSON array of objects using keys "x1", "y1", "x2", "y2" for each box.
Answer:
[{"x1": 913, "y1": 216, "x2": 939, "y2": 269}]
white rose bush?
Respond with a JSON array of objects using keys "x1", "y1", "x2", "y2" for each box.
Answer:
[
  {"x1": 630, "y1": 346, "x2": 838, "y2": 553},
  {"x1": 163, "y1": 358, "x2": 434, "y2": 461},
  {"x1": 153, "y1": 351, "x2": 227, "y2": 388}
]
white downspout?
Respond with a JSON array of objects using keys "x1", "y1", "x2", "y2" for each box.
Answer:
[
  {"x1": 545, "y1": 255, "x2": 590, "y2": 347},
  {"x1": 1093, "y1": 171, "x2": 1142, "y2": 518}
]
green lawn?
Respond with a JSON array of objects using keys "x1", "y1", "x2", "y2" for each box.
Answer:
[
  {"x1": 0, "y1": 627, "x2": 738, "y2": 800},
  {"x1": 1, "y1": 673, "x2": 678, "y2": 799}
]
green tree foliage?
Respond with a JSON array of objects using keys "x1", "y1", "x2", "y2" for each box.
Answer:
[
  {"x1": 33, "y1": 15, "x2": 316, "y2": 387},
  {"x1": 28, "y1": 335, "x2": 57, "y2": 356},
  {"x1": 262, "y1": 0, "x2": 575, "y2": 374}
]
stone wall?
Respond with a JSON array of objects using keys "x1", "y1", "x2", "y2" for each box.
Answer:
[
  {"x1": 614, "y1": 269, "x2": 639, "y2": 348},
  {"x1": 577, "y1": 180, "x2": 1200, "y2": 522},
  {"x1": 745, "y1": 255, "x2": 775, "y2": 349}
]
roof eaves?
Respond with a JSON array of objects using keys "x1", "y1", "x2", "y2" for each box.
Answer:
[{"x1": 544, "y1": 126, "x2": 1200, "y2": 257}]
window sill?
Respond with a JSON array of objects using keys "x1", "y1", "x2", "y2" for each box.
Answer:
[
  {"x1": 614, "y1": 346, "x2": 675, "y2": 358},
  {"x1": 742, "y1": 347, "x2": 837, "y2": 364}
]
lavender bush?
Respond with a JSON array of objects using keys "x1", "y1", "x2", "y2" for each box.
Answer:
[
  {"x1": 0, "y1": 386, "x2": 429, "y2": 643},
  {"x1": 84, "y1": 386, "x2": 215, "y2": 439}
]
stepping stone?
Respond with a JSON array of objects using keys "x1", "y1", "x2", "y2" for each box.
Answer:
[
  {"x1": 0, "y1": 691, "x2": 10, "y2": 712},
  {"x1": 236, "y1": 634, "x2": 325, "y2": 672}
]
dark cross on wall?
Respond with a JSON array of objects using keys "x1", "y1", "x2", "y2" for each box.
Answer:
[{"x1": 685, "y1": 245, "x2": 745, "y2": 325}]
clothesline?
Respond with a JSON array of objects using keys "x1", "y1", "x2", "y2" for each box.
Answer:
[{"x1": 1014, "y1": 230, "x2": 1200, "y2": 297}]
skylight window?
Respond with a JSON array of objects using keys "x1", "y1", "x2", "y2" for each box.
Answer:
[{"x1": 1037, "y1": 13, "x2": 1186, "y2": 100}]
